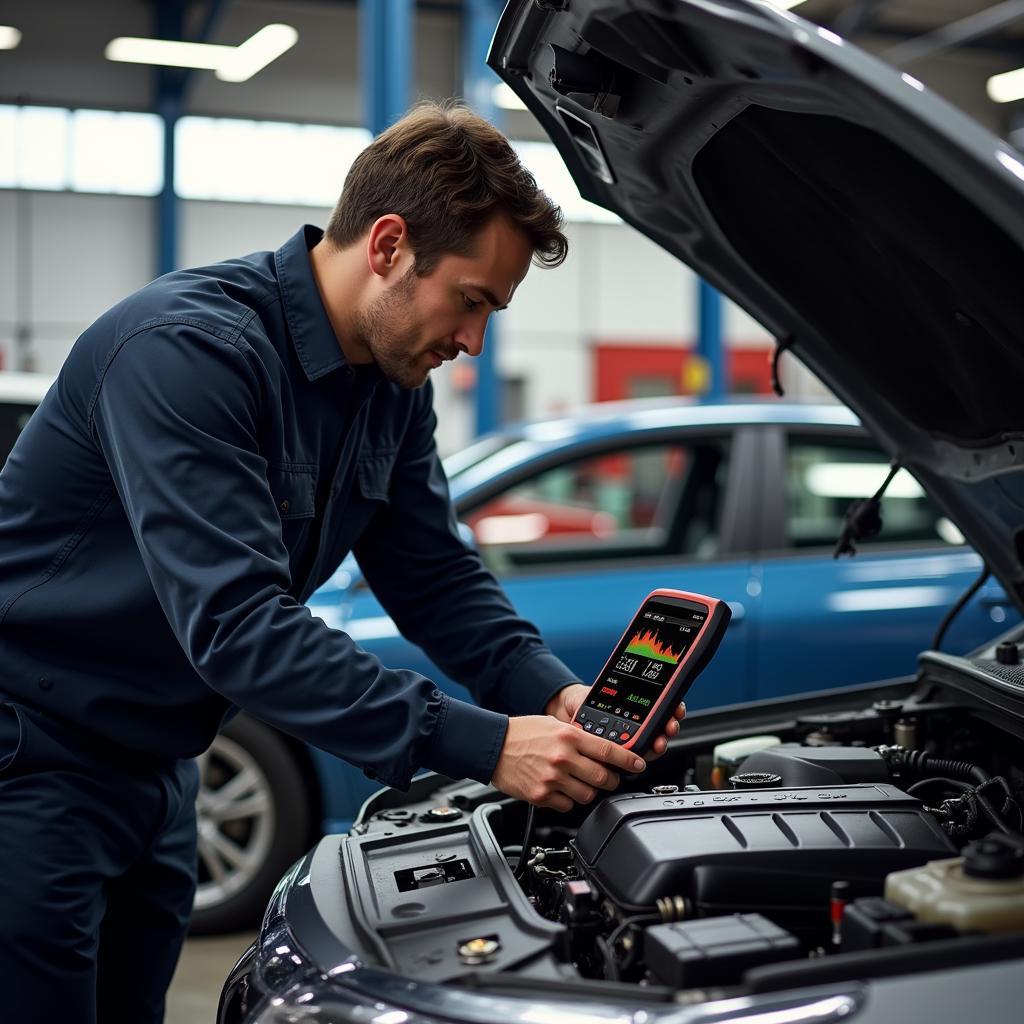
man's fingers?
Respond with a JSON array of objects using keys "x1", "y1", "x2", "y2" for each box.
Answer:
[
  {"x1": 576, "y1": 731, "x2": 646, "y2": 773},
  {"x1": 572, "y1": 760, "x2": 620, "y2": 792},
  {"x1": 675, "y1": 702, "x2": 687, "y2": 720},
  {"x1": 558, "y1": 776, "x2": 600, "y2": 806},
  {"x1": 539, "y1": 793, "x2": 573, "y2": 813}
]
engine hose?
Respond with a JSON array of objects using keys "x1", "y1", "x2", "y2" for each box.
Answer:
[
  {"x1": 514, "y1": 805, "x2": 536, "y2": 882},
  {"x1": 901, "y1": 749, "x2": 990, "y2": 787}
]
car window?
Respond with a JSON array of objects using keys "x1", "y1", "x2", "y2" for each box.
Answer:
[
  {"x1": 786, "y1": 436, "x2": 965, "y2": 549},
  {"x1": 463, "y1": 438, "x2": 731, "y2": 574},
  {"x1": 0, "y1": 402, "x2": 37, "y2": 466}
]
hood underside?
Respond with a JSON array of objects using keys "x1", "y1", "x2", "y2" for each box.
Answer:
[{"x1": 489, "y1": 0, "x2": 1024, "y2": 610}]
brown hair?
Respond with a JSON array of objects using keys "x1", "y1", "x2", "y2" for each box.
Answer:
[{"x1": 326, "y1": 101, "x2": 568, "y2": 274}]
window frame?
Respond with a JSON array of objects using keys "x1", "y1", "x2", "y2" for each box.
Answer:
[
  {"x1": 757, "y1": 424, "x2": 965, "y2": 557},
  {"x1": 452, "y1": 425, "x2": 761, "y2": 577}
]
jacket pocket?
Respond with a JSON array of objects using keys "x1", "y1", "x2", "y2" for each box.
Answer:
[
  {"x1": 357, "y1": 449, "x2": 397, "y2": 503},
  {"x1": 267, "y1": 464, "x2": 317, "y2": 520}
]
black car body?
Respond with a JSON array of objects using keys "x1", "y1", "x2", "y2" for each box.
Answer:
[{"x1": 220, "y1": 1, "x2": 1024, "y2": 1019}]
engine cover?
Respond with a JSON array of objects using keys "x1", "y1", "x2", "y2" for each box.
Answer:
[{"x1": 574, "y1": 785, "x2": 955, "y2": 933}]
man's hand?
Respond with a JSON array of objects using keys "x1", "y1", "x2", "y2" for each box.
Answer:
[
  {"x1": 491, "y1": 715, "x2": 646, "y2": 812},
  {"x1": 545, "y1": 683, "x2": 686, "y2": 760}
]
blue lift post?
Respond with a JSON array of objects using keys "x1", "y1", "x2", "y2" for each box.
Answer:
[
  {"x1": 462, "y1": 0, "x2": 503, "y2": 437},
  {"x1": 696, "y1": 278, "x2": 725, "y2": 400},
  {"x1": 360, "y1": 0, "x2": 414, "y2": 136},
  {"x1": 153, "y1": 0, "x2": 227, "y2": 278},
  {"x1": 154, "y1": 0, "x2": 186, "y2": 278}
]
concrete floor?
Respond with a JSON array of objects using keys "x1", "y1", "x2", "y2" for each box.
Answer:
[{"x1": 166, "y1": 932, "x2": 257, "y2": 1024}]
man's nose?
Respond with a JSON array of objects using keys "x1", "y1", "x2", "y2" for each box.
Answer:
[{"x1": 454, "y1": 318, "x2": 487, "y2": 358}]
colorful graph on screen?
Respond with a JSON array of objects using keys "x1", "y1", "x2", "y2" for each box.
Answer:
[{"x1": 625, "y1": 629, "x2": 681, "y2": 664}]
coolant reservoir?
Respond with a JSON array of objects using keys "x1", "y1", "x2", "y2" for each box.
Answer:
[{"x1": 885, "y1": 835, "x2": 1024, "y2": 933}]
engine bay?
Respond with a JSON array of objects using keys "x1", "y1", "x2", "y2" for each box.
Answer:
[{"x1": 338, "y1": 645, "x2": 1024, "y2": 999}]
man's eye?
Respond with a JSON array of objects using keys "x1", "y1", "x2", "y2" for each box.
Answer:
[{"x1": 462, "y1": 294, "x2": 482, "y2": 310}]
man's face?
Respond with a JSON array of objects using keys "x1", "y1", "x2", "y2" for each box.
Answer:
[{"x1": 354, "y1": 215, "x2": 534, "y2": 389}]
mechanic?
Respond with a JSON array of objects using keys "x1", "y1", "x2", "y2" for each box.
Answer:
[{"x1": 0, "y1": 102, "x2": 684, "y2": 1022}]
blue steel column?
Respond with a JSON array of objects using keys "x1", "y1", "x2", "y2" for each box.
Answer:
[
  {"x1": 360, "y1": 0, "x2": 414, "y2": 136},
  {"x1": 463, "y1": 0, "x2": 503, "y2": 436},
  {"x1": 154, "y1": 0, "x2": 186, "y2": 277},
  {"x1": 696, "y1": 278, "x2": 725, "y2": 400},
  {"x1": 153, "y1": 0, "x2": 227, "y2": 277},
  {"x1": 156, "y1": 92, "x2": 180, "y2": 277}
]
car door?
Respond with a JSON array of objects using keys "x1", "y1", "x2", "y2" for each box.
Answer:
[
  {"x1": 334, "y1": 428, "x2": 759, "y2": 714},
  {"x1": 750, "y1": 426, "x2": 1017, "y2": 700}
]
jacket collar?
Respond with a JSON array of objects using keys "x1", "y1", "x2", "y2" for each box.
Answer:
[{"x1": 274, "y1": 225, "x2": 348, "y2": 381}]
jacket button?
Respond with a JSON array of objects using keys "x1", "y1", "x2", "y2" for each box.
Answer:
[
  {"x1": 279, "y1": 500, "x2": 290, "y2": 514},
  {"x1": 38, "y1": 677, "x2": 52, "y2": 691}
]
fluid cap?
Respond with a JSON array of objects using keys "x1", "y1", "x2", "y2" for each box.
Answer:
[
  {"x1": 996, "y1": 642, "x2": 1020, "y2": 666},
  {"x1": 963, "y1": 834, "x2": 1024, "y2": 880},
  {"x1": 419, "y1": 805, "x2": 463, "y2": 823},
  {"x1": 730, "y1": 771, "x2": 783, "y2": 790}
]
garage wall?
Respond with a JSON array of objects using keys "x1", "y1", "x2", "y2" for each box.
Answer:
[{"x1": 0, "y1": 187, "x2": 832, "y2": 451}]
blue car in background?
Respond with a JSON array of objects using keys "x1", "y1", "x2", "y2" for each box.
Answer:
[
  {"x1": 187, "y1": 397, "x2": 1015, "y2": 932},
  {"x1": 0, "y1": 384, "x2": 1007, "y2": 931}
]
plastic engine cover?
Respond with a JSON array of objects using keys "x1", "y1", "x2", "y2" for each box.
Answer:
[{"x1": 574, "y1": 785, "x2": 955, "y2": 931}]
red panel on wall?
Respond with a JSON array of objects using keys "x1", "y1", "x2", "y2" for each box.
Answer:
[{"x1": 594, "y1": 343, "x2": 773, "y2": 402}]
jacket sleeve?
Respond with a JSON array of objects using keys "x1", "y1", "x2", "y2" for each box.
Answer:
[
  {"x1": 353, "y1": 381, "x2": 581, "y2": 751},
  {"x1": 89, "y1": 323, "x2": 507, "y2": 789}
]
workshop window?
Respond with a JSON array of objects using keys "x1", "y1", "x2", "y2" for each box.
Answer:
[
  {"x1": 463, "y1": 439, "x2": 730, "y2": 573},
  {"x1": 786, "y1": 437, "x2": 964, "y2": 549}
]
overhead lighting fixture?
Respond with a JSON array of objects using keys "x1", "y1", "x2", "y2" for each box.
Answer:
[
  {"x1": 0, "y1": 25, "x2": 22, "y2": 49},
  {"x1": 216, "y1": 24, "x2": 297, "y2": 83},
  {"x1": 105, "y1": 37, "x2": 231, "y2": 70},
  {"x1": 106, "y1": 24, "x2": 296, "y2": 82},
  {"x1": 492, "y1": 82, "x2": 527, "y2": 111},
  {"x1": 987, "y1": 67, "x2": 1024, "y2": 104}
]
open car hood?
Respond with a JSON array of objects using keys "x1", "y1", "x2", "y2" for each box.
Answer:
[{"x1": 489, "y1": 0, "x2": 1024, "y2": 611}]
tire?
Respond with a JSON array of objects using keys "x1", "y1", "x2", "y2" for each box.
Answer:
[{"x1": 189, "y1": 715, "x2": 311, "y2": 935}]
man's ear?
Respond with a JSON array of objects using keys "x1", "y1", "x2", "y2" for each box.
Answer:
[{"x1": 366, "y1": 214, "x2": 409, "y2": 278}]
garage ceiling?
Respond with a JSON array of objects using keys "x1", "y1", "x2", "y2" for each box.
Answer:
[{"x1": 0, "y1": 1, "x2": 1022, "y2": 137}]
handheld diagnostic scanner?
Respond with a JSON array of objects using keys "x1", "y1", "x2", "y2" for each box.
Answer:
[{"x1": 573, "y1": 588, "x2": 731, "y2": 756}]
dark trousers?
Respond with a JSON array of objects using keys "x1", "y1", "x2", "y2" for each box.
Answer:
[{"x1": 0, "y1": 698, "x2": 199, "y2": 1024}]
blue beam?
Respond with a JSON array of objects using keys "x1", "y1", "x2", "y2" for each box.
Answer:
[
  {"x1": 154, "y1": 0, "x2": 187, "y2": 277},
  {"x1": 153, "y1": 0, "x2": 228, "y2": 277},
  {"x1": 696, "y1": 278, "x2": 725, "y2": 400},
  {"x1": 360, "y1": 0, "x2": 414, "y2": 136},
  {"x1": 156, "y1": 92, "x2": 181, "y2": 277},
  {"x1": 462, "y1": 0, "x2": 503, "y2": 436}
]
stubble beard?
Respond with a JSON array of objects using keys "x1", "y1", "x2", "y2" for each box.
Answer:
[{"x1": 353, "y1": 267, "x2": 430, "y2": 390}]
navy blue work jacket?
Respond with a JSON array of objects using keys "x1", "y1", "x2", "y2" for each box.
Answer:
[{"x1": 0, "y1": 226, "x2": 578, "y2": 789}]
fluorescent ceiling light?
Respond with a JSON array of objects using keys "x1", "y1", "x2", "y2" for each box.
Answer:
[
  {"x1": 105, "y1": 37, "x2": 231, "y2": 69},
  {"x1": 492, "y1": 82, "x2": 527, "y2": 111},
  {"x1": 0, "y1": 25, "x2": 22, "y2": 49},
  {"x1": 987, "y1": 67, "x2": 1024, "y2": 103},
  {"x1": 216, "y1": 24, "x2": 297, "y2": 83},
  {"x1": 106, "y1": 24, "x2": 296, "y2": 82}
]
